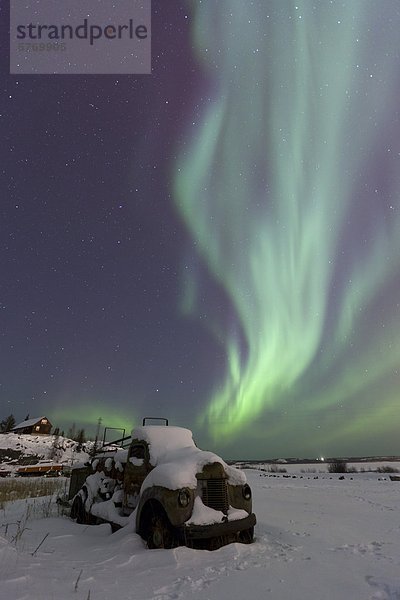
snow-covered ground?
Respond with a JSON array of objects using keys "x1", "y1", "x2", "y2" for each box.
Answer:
[
  {"x1": 1, "y1": 468, "x2": 399, "y2": 600},
  {"x1": 0, "y1": 433, "x2": 92, "y2": 474}
]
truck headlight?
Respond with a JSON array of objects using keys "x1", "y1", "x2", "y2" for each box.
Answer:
[
  {"x1": 242, "y1": 484, "x2": 251, "y2": 500},
  {"x1": 178, "y1": 488, "x2": 191, "y2": 507}
]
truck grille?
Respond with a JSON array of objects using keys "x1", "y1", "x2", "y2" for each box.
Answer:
[{"x1": 202, "y1": 478, "x2": 229, "y2": 514}]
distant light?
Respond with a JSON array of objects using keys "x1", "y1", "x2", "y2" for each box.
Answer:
[{"x1": 320, "y1": 457, "x2": 325, "y2": 462}]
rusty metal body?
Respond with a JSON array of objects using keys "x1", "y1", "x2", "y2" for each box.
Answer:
[{"x1": 68, "y1": 422, "x2": 256, "y2": 549}]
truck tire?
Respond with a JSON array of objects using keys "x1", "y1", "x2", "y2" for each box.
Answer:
[
  {"x1": 71, "y1": 488, "x2": 96, "y2": 525},
  {"x1": 147, "y1": 511, "x2": 175, "y2": 549},
  {"x1": 71, "y1": 494, "x2": 87, "y2": 524}
]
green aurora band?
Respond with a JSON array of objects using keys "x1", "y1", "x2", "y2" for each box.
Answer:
[
  {"x1": 52, "y1": 403, "x2": 136, "y2": 438},
  {"x1": 174, "y1": 1, "x2": 400, "y2": 453}
]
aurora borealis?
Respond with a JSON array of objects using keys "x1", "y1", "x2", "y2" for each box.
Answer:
[
  {"x1": 2, "y1": 1, "x2": 400, "y2": 458},
  {"x1": 175, "y1": 0, "x2": 400, "y2": 452}
]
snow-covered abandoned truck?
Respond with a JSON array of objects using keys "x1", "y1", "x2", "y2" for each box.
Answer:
[{"x1": 68, "y1": 421, "x2": 256, "y2": 549}]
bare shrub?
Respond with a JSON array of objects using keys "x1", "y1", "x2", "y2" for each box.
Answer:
[
  {"x1": 328, "y1": 459, "x2": 348, "y2": 473},
  {"x1": 347, "y1": 466, "x2": 358, "y2": 473},
  {"x1": 268, "y1": 465, "x2": 287, "y2": 473},
  {"x1": 376, "y1": 465, "x2": 399, "y2": 473}
]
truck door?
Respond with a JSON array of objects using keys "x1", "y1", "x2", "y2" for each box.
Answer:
[{"x1": 123, "y1": 442, "x2": 151, "y2": 512}]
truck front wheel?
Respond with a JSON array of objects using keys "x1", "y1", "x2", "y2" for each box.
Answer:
[{"x1": 147, "y1": 511, "x2": 175, "y2": 549}]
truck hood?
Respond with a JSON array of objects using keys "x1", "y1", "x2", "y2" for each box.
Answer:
[{"x1": 140, "y1": 445, "x2": 246, "y2": 492}]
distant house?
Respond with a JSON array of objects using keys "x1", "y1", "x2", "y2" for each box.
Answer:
[{"x1": 11, "y1": 416, "x2": 52, "y2": 435}]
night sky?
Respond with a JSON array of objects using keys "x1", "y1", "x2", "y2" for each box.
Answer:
[{"x1": 1, "y1": 1, "x2": 400, "y2": 459}]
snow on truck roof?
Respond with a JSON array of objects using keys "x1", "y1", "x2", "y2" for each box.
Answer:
[
  {"x1": 131, "y1": 425, "x2": 195, "y2": 461},
  {"x1": 131, "y1": 425, "x2": 246, "y2": 491}
]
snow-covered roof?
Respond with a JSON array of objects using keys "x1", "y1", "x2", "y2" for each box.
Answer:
[
  {"x1": 12, "y1": 416, "x2": 50, "y2": 430},
  {"x1": 131, "y1": 426, "x2": 195, "y2": 464}
]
